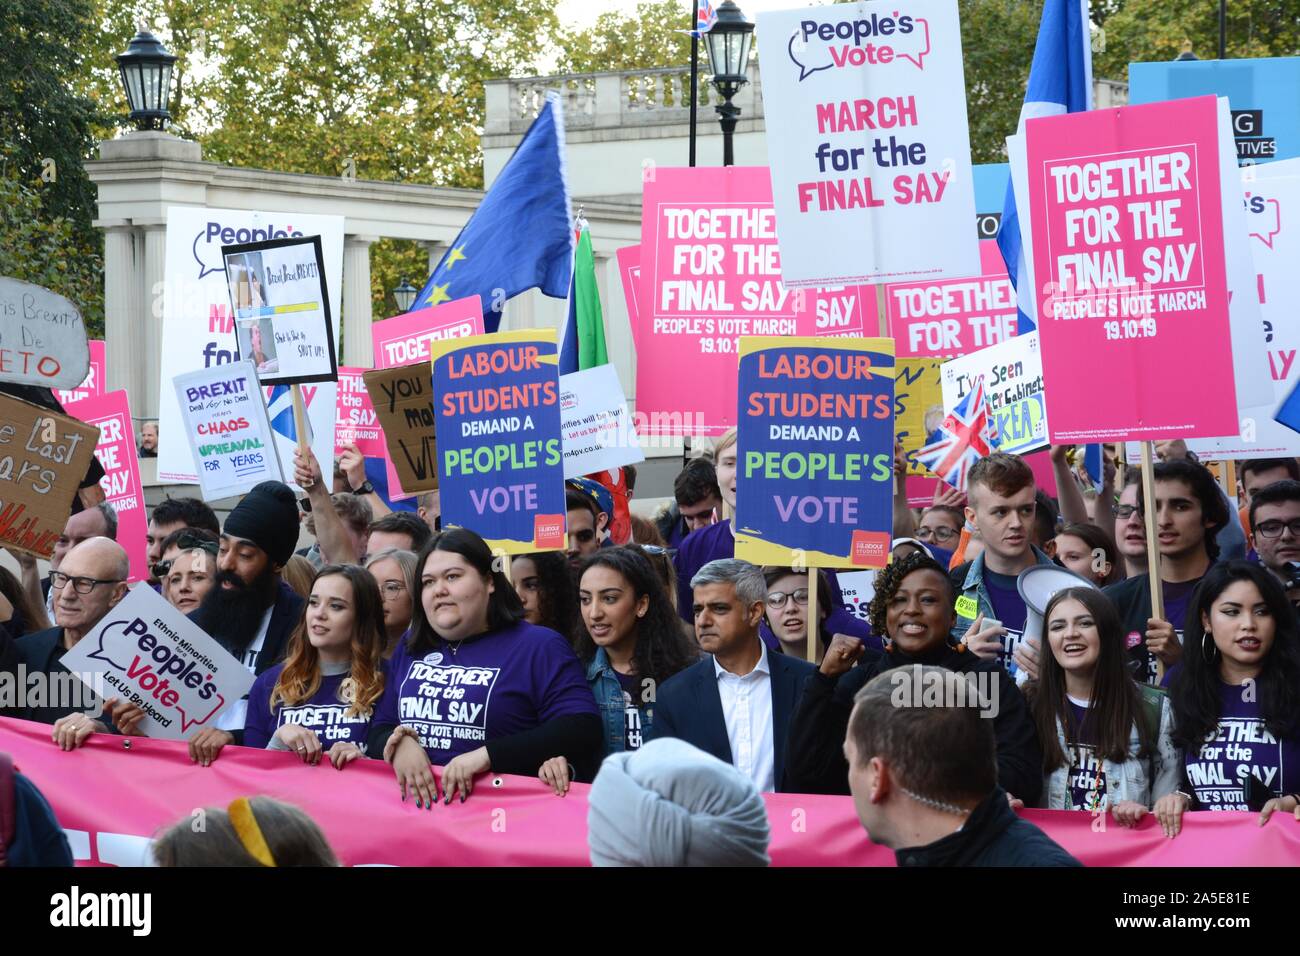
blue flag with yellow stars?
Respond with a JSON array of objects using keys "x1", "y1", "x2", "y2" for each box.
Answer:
[{"x1": 414, "y1": 92, "x2": 574, "y2": 332}]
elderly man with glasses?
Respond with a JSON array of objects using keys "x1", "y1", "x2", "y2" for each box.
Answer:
[{"x1": 14, "y1": 537, "x2": 130, "y2": 731}]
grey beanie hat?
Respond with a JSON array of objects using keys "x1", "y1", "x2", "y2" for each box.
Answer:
[{"x1": 587, "y1": 738, "x2": 771, "y2": 867}]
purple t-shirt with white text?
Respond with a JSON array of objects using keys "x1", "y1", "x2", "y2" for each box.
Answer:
[
  {"x1": 984, "y1": 570, "x2": 1028, "y2": 674},
  {"x1": 244, "y1": 662, "x2": 386, "y2": 750},
  {"x1": 1064, "y1": 699, "x2": 1108, "y2": 811},
  {"x1": 1183, "y1": 681, "x2": 1300, "y2": 810},
  {"x1": 373, "y1": 620, "x2": 599, "y2": 764}
]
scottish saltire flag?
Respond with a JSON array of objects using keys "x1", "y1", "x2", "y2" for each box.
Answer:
[
  {"x1": 1081, "y1": 444, "x2": 1104, "y2": 492},
  {"x1": 560, "y1": 225, "x2": 609, "y2": 375},
  {"x1": 1275, "y1": 379, "x2": 1300, "y2": 437},
  {"x1": 696, "y1": 1, "x2": 718, "y2": 36},
  {"x1": 997, "y1": 0, "x2": 1093, "y2": 333},
  {"x1": 916, "y1": 376, "x2": 1000, "y2": 493},
  {"x1": 265, "y1": 386, "x2": 302, "y2": 444},
  {"x1": 414, "y1": 93, "x2": 573, "y2": 333}
]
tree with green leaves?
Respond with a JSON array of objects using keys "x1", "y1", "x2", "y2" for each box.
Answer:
[{"x1": 555, "y1": 1, "x2": 693, "y2": 75}]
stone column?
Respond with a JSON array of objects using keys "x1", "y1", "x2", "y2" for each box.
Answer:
[
  {"x1": 101, "y1": 222, "x2": 138, "y2": 401},
  {"x1": 140, "y1": 223, "x2": 167, "y2": 419},
  {"x1": 342, "y1": 235, "x2": 376, "y2": 367},
  {"x1": 422, "y1": 240, "x2": 445, "y2": 277}
]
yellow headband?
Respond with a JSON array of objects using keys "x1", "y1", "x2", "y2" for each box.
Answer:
[{"x1": 228, "y1": 797, "x2": 277, "y2": 867}]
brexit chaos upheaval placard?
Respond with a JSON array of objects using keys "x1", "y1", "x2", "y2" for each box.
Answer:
[
  {"x1": 173, "y1": 360, "x2": 283, "y2": 501},
  {"x1": 754, "y1": 0, "x2": 979, "y2": 287},
  {"x1": 734, "y1": 336, "x2": 895, "y2": 569},
  {"x1": 429, "y1": 329, "x2": 566, "y2": 555}
]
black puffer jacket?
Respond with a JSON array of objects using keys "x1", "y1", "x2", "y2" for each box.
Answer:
[
  {"x1": 784, "y1": 643, "x2": 1044, "y2": 805},
  {"x1": 894, "y1": 787, "x2": 1081, "y2": 867}
]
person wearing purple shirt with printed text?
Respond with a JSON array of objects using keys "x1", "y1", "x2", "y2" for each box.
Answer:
[
  {"x1": 245, "y1": 565, "x2": 389, "y2": 769},
  {"x1": 1159, "y1": 562, "x2": 1300, "y2": 837},
  {"x1": 368, "y1": 528, "x2": 602, "y2": 806}
]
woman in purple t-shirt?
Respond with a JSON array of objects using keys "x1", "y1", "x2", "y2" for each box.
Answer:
[
  {"x1": 369, "y1": 528, "x2": 602, "y2": 807},
  {"x1": 1161, "y1": 562, "x2": 1300, "y2": 837},
  {"x1": 244, "y1": 564, "x2": 388, "y2": 769}
]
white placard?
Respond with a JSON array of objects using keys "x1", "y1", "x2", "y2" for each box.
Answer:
[
  {"x1": 940, "y1": 331, "x2": 1048, "y2": 456},
  {"x1": 836, "y1": 570, "x2": 877, "y2": 626},
  {"x1": 173, "y1": 360, "x2": 283, "y2": 500},
  {"x1": 0, "y1": 276, "x2": 90, "y2": 388},
  {"x1": 755, "y1": 0, "x2": 980, "y2": 287},
  {"x1": 157, "y1": 207, "x2": 343, "y2": 488},
  {"x1": 61, "y1": 587, "x2": 256, "y2": 741},
  {"x1": 559, "y1": 364, "x2": 645, "y2": 479}
]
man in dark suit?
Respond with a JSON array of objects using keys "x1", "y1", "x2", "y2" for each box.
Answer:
[{"x1": 649, "y1": 558, "x2": 815, "y2": 793}]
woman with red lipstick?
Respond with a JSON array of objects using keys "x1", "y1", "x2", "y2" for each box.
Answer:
[{"x1": 1157, "y1": 562, "x2": 1300, "y2": 836}]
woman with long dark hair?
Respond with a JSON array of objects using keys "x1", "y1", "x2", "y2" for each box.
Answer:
[
  {"x1": 368, "y1": 528, "x2": 602, "y2": 806},
  {"x1": 244, "y1": 564, "x2": 387, "y2": 769},
  {"x1": 1054, "y1": 522, "x2": 1123, "y2": 587},
  {"x1": 537, "y1": 547, "x2": 698, "y2": 795},
  {"x1": 1159, "y1": 562, "x2": 1300, "y2": 836},
  {"x1": 511, "y1": 551, "x2": 581, "y2": 646},
  {"x1": 1028, "y1": 587, "x2": 1178, "y2": 822},
  {"x1": 784, "y1": 550, "x2": 1043, "y2": 803}
]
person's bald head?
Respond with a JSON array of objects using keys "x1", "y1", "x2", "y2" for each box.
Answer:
[{"x1": 54, "y1": 537, "x2": 130, "y2": 640}]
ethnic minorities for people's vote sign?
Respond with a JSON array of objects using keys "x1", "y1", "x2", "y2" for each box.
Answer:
[
  {"x1": 60, "y1": 587, "x2": 254, "y2": 741},
  {"x1": 559, "y1": 364, "x2": 643, "y2": 479},
  {"x1": 755, "y1": 0, "x2": 979, "y2": 287},
  {"x1": 173, "y1": 361, "x2": 283, "y2": 500},
  {"x1": 1026, "y1": 95, "x2": 1241, "y2": 443},
  {"x1": 734, "y1": 337, "x2": 895, "y2": 569},
  {"x1": 430, "y1": 329, "x2": 565, "y2": 555},
  {"x1": 940, "y1": 332, "x2": 1047, "y2": 457}
]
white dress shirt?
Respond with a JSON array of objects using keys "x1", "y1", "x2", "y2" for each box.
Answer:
[{"x1": 713, "y1": 642, "x2": 775, "y2": 793}]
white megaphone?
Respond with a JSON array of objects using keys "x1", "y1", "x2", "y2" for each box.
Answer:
[{"x1": 1013, "y1": 565, "x2": 1100, "y2": 685}]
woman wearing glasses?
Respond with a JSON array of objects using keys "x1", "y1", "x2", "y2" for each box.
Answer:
[
  {"x1": 364, "y1": 548, "x2": 417, "y2": 658},
  {"x1": 760, "y1": 567, "x2": 870, "y2": 663},
  {"x1": 914, "y1": 504, "x2": 963, "y2": 566},
  {"x1": 537, "y1": 547, "x2": 698, "y2": 795},
  {"x1": 158, "y1": 527, "x2": 219, "y2": 614}
]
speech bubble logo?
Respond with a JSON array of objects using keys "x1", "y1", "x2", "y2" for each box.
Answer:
[
  {"x1": 1245, "y1": 193, "x2": 1282, "y2": 248},
  {"x1": 177, "y1": 692, "x2": 227, "y2": 734},
  {"x1": 896, "y1": 16, "x2": 931, "y2": 70},
  {"x1": 788, "y1": 30, "x2": 832, "y2": 82},
  {"x1": 192, "y1": 230, "x2": 227, "y2": 280},
  {"x1": 788, "y1": 15, "x2": 932, "y2": 80},
  {"x1": 85, "y1": 618, "x2": 138, "y2": 671}
]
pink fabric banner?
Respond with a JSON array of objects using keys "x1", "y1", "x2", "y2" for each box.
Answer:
[
  {"x1": 55, "y1": 339, "x2": 106, "y2": 407},
  {"x1": 3, "y1": 717, "x2": 1297, "y2": 867},
  {"x1": 61, "y1": 390, "x2": 149, "y2": 583}
]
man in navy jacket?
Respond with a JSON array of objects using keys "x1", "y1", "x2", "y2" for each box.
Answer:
[{"x1": 649, "y1": 559, "x2": 814, "y2": 793}]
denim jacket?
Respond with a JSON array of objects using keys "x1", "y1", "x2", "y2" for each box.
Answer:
[
  {"x1": 1040, "y1": 693, "x2": 1181, "y2": 810},
  {"x1": 950, "y1": 546, "x2": 1058, "y2": 645},
  {"x1": 585, "y1": 647, "x2": 653, "y2": 757}
]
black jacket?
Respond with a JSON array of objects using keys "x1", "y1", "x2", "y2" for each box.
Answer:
[
  {"x1": 893, "y1": 787, "x2": 1082, "y2": 867},
  {"x1": 647, "y1": 646, "x2": 816, "y2": 793},
  {"x1": 1101, "y1": 573, "x2": 1192, "y2": 686},
  {"x1": 784, "y1": 643, "x2": 1044, "y2": 805},
  {"x1": 13, "y1": 628, "x2": 112, "y2": 726}
]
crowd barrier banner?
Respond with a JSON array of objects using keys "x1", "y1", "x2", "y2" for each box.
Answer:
[{"x1": 3, "y1": 718, "x2": 1297, "y2": 867}]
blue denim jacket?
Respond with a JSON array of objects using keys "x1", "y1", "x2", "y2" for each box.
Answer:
[{"x1": 585, "y1": 647, "x2": 652, "y2": 757}]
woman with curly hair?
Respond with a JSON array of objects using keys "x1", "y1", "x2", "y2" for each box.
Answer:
[
  {"x1": 511, "y1": 551, "x2": 582, "y2": 647},
  {"x1": 537, "y1": 547, "x2": 699, "y2": 795},
  {"x1": 784, "y1": 550, "x2": 1043, "y2": 801}
]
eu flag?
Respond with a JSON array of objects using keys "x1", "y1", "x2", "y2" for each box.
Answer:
[{"x1": 414, "y1": 93, "x2": 573, "y2": 332}]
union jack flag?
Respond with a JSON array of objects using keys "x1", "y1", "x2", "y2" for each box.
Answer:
[
  {"x1": 696, "y1": 0, "x2": 718, "y2": 36},
  {"x1": 916, "y1": 375, "x2": 1000, "y2": 492}
]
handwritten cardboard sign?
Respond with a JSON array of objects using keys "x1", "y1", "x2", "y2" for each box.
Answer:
[
  {"x1": 0, "y1": 393, "x2": 101, "y2": 558},
  {"x1": 0, "y1": 276, "x2": 91, "y2": 389},
  {"x1": 363, "y1": 364, "x2": 438, "y2": 495}
]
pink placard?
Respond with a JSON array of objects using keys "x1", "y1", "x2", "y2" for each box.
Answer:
[
  {"x1": 888, "y1": 241, "x2": 1016, "y2": 358},
  {"x1": 638, "y1": 166, "x2": 832, "y2": 437},
  {"x1": 4, "y1": 715, "x2": 1298, "y2": 868},
  {"x1": 616, "y1": 244, "x2": 643, "y2": 353},
  {"x1": 905, "y1": 449, "x2": 1057, "y2": 512},
  {"x1": 54, "y1": 339, "x2": 106, "y2": 406},
  {"x1": 334, "y1": 367, "x2": 385, "y2": 458},
  {"x1": 1026, "y1": 95, "x2": 1238, "y2": 442},
  {"x1": 62, "y1": 390, "x2": 149, "y2": 583},
  {"x1": 372, "y1": 296, "x2": 484, "y2": 499}
]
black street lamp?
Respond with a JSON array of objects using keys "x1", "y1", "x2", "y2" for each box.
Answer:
[
  {"x1": 116, "y1": 28, "x2": 177, "y2": 131},
  {"x1": 393, "y1": 277, "x2": 418, "y2": 313},
  {"x1": 703, "y1": 2, "x2": 754, "y2": 167}
]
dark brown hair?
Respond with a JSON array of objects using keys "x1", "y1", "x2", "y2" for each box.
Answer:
[
  {"x1": 153, "y1": 797, "x2": 340, "y2": 867},
  {"x1": 1055, "y1": 522, "x2": 1124, "y2": 586}
]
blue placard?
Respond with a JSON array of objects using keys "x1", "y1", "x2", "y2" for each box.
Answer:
[{"x1": 974, "y1": 162, "x2": 1010, "y2": 238}]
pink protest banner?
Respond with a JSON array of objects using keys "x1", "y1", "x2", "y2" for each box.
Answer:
[
  {"x1": 889, "y1": 241, "x2": 1016, "y2": 358},
  {"x1": 54, "y1": 339, "x2": 106, "y2": 406},
  {"x1": 639, "y1": 167, "x2": 884, "y2": 436},
  {"x1": 333, "y1": 367, "x2": 385, "y2": 458},
  {"x1": 3, "y1": 717, "x2": 1297, "y2": 867},
  {"x1": 616, "y1": 244, "x2": 643, "y2": 353},
  {"x1": 1026, "y1": 95, "x2": 1238, "y2": 443},
  {"x1": 370, "y1": 296, "x2": 484, "y2": 498},
  {"x1": 61, "y1": 390, "x2": 148, "y2": 583}
]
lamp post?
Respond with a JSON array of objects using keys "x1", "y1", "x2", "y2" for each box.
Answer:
[
  {"x1": 393, "y1": 277, "x2": 418, "y2": 313},
  {"x1": 703, "y1": 2, "x2": 754, "y2": 167},
  {"x1": 116, "y1": 28, "x2": 177, "y2": 131}
]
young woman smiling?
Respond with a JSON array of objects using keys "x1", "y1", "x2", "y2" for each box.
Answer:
[
  {"x1": 1026, "y1": 587, "x2": 1178, "y2": 822},
  {"x1": 537, "y1": 548, "x2": 697, "y2": 795},
  {"x1": 368, "y1": 529, "x2": 602, "y2": 806},
  {"x1": 243, "y1": 564, "x2": 388, "y2": 769},
  {"x1": 1159, "y1": 562, "x2": 1300, "y2": 836}
]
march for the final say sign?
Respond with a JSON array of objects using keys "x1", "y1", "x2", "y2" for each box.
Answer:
[
  {"x1": 430, "y1": 329, "x2": 565, "y2": 555},
  {"x1": 734, "y1": 337, "x2": 895, "y2": 569}
]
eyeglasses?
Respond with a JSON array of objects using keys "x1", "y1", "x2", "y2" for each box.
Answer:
[
  {"x1": 765, "y1": 588, "x2": 809, "y2": 609},
  {"x1": 380, "y1": 582, "x2": 408, "y2": 597},
  {"x1": 1112, "y1": 504, "x2": 1141, "y2": 519},
  {"x1": 916, "y1": 526, "x2": 958, "y2": 543},
  {"x1": 1255, "y1": 518, "x2": 1300, "y2": 539},
  {"x1": 50, "y1": 570, "x2": 124, "y2": 594}
]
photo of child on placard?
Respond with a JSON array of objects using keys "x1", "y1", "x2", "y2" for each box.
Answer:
[{"x1": 225, "y1": 251, "x2": 280, "y2": 375}]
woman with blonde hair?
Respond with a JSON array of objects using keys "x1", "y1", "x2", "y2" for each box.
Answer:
[
  {"x1": 244, "y1": 564, "x2": 387, "y2": 769},
  {"x1": 364, "y1": 548, "x2": 418, "y2": 657}
]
